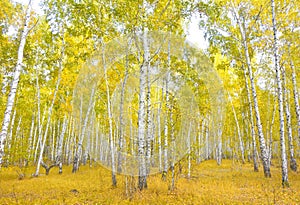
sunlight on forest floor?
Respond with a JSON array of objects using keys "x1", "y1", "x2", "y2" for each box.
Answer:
[{"x1": 0, "y1": 159, "x2": 299, "y2": 204}]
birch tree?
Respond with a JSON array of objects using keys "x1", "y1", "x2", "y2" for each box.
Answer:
[
  {"x1": 243, "y1": 66, "x2": 258, "y2": 171},
  {"x1": 0, "y1": 0, "x2": 32, "y2": 166},
  {"x1": 271, "y1": 0, "x2": 288, "y2": 186},
  {"x1": 137, "y1": 25, "x2": 149, "y2": 190},
  {"x1": 231, "y1": 2, "x2": 271, "y2": 177},
  {"x1": 102, "y1": 40, "x2": 117, "y2": 187}
]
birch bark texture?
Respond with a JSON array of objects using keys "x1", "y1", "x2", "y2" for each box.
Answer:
[
  {"x1": 0, "y1": 1, "x2": 32, "y2": 165},
  {"x1": 271, "y1": 0, "x2": 288, "y2": 186},
  {"x1": 137, "y1": 27, "x2": 149, "y2": 190},
  {"x1": 231, "y1": 1, "x2": 271, "y2": 177},
  {"x1": 243, "y1": 66, "x2": 258, "y2": 172}
]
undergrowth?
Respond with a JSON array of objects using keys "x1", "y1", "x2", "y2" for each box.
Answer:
[{"x1": 0, "y1": 160, "x2": 299, "y2": 204}]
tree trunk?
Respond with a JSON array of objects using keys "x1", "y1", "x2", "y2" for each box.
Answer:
[
  {"x1": 170, "y1": 100, "x2": 176, "y2": 190},
  {"x1": 157, "y1": 85, "x2": 162, "y2": 172},
  {"x1": 282, "y1": 66, "x2": 297, "y2": 172},
  {"x1": 162, "y1": 39, "x2": 171, "y2": 181},
  {"x1": 72, "y1": 88, "x2": 95, "y2": 173},
  {"x1": 137, "y1": 27, "x2": 149, "y2": 190},
  {"x1": 5, "y1": 108, "x2": 17, "y2": 165},
  {"x1": 0, "y1": 1, "x2": 32, "y2": 165},
  {"x1": 231, "y1": 3, "x2": 271, "y2": 177},
  {"x1": 243, "y1": 67, "x2": 258, "y2": 171},
  {"x1": 268, "y1": 102, "x2": 276, "y2": 167},
  {"x1": 187, "y1": 121, "x2": 192, "y2": 179},
  {"x1": 146, "y1": 55, "x2": 153, "y2": 175},
  {"x1": 27, "y1": 114, "x2": 35, "y2": 164},
  {"x1": 57, "y1": 115, "x2": 67, "y2": 174},
  {"x1": 35, "y1": 29, "x2": 65, "y2": 176},
  {"x1": 228, "y1": 92, "x2": 245, "y2": 163},
  {"x1": 271, "y1": 0, "x2": 288, "y2": 186},
  {"x1": 288, "y1": 45, "x2": 300, "y2": 141},
  {"x1": 102, "y1": 41, "x2": 117, "y2": 187},
  {"x1": 117, "y1": 61, "x2": 128, "y2": 173}
]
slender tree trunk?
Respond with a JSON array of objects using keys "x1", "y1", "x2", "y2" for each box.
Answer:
[
  {"x1": 146, "y1": 57, "x2": 153, "y2": 175},
  {"x1": 170, "y1": 100, "x2": 176, "y2": 190},
  {"x1": 34, "y1": 31, "x2": 65, "y2": 177},
  {"x1": 94, "y1": 122, "x2": 99, "y2": 162},
  {"x1": 187, "y1": 121, "x2": 192, "y2": 179},
  {"x1": 162, "y1": 39, "x2": 171, "y2": 181},
  {"x1": 57, "y1": 115, "x2": 67, "y2": 174},
  {"x1": 288, "y1": 45, "x2": 300, "y2": 141},
  {"x1": 137, "y1": 27, "x2": 149, "y2": 190},
  {"x1": 0, "y1": 1, "x2": 32, "y2": 165},
  {"x1": 268, "y1": 102, "x2": 276, "y2": 167},
  {"x1": 205, "y1": 117, "x2": 210, "y2": 160},
  {"x1": 102, "y1": 42, "x2": 117, "y2": 187},
  {"x1": 27, "y1": 114, "x2": 35, "y2": 164},
  {"x1": 72, "y1": 88, "x2": 95, "y2": 173},
  {"x1": 197, "y1": 121, "x2": 202, "y2": 163},
  {"x1": 216, "y1": 109, "x2": 223, "y2": 165},
  {"x1": 50, "y1": 120, "x2": 56, "y2": 161},
  {"x1": 117, "y1": 61, "x2": 128, "y2": 173},
  {"x1": 282, "y1": 66, "x2": 297, "y2": 172},
  {"x1": 271, "y1": 0, "x2": 288, "y2": 186},
  {"x1": 157, "y1": 85, "x2": 162, "y2": 172},
  {"x1": 5, "y1": 108, "x2": 17, "y2": 165},
  {"x1": 228, "y1": 92, "x2": 245, "y2": 163},
  {"x1": 243, "y1": 67, "x2": 258, "y2": 171},
  {"x1": 232, "y1": 3, "x2": 271, "y2": 177}
]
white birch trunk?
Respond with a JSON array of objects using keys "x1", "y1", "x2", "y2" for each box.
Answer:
[
  {"x1": 205, "y1": 118, "x2": 209, "y2": 160},
  {"x1": 0, "y1": 1, "x2": 32, "y2": 165},
  {"x1": 231, "y1": 3, "x2": 271, "y2": 177},
  {"x1": 117, "y1": 55, "x2": 129, "y2": 173},
  {"x1": 162, "y1": 39, "x2": 171, "y2": 181},
  {"x1": 94, "y1": 122, "x2": 99, "y2": 162},
  {"x1": 268, "y1": 102, "x2": 276, "y2": 168},
  {"x1": 187, "y1": 121, "x2": 192, "y2": 179},
  {"x1": 243, "y1": 67, "x2": 258, "y2": 171},
  {"x1": 157, "y1": 85, "x2": 162, "y2": 172},
  {"x1": 27, "y1": 114, "x2": 35, "y2": 164},
  {"x1": 57, "y1": 115, "x2": 67, "y2": 174},
  {"x1": 5, "y1": 108, "x2": 17, "y2": 165},
  {"x1": 102, "y1": 41, "x2": 117, "y2": 186},
  {"x1": 288, "y1": 45, "x2": 300, "y2": 141},
  {"x1": 146, "y1": 56, "x2": 153, "y2": 175},
  {"x1": 72, "y1": 88, "x2": 95, "y2": 173},
  {"x1": 35, "y1": 36, "x2": 65, "y2": 176},
  {"x1": 170, "y1": 102, "x2": 176, "y2": 190},
  {"x1": 228, "y1": 92, "x2": 245, "y2": 163},
  {"x1": 282, "y1": 66, "x2": 297, "y2": 172},
  {"x1": 137, "y1": 27, "x2": 149, "y2": 190},
  {"x1": 271, "y1": 0, "x2": 288, "y2": 186}
]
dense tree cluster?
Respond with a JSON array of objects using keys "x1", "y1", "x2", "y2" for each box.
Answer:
[{"x1": 0, "y1": 0, "x2": 299, "y2": 190}]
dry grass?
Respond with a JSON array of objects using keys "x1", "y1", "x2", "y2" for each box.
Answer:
[{"x1": 0, "y1": 160, "x2": 299, "y2": 204}]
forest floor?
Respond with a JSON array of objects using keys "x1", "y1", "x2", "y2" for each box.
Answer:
[{"x1": 0, "y1": 159, "x2": 299, "y2": 204}]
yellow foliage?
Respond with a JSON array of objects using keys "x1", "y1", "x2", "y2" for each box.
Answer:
[{"x1": 0, "y1": 160, "x2": 299, "y2": 204}]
